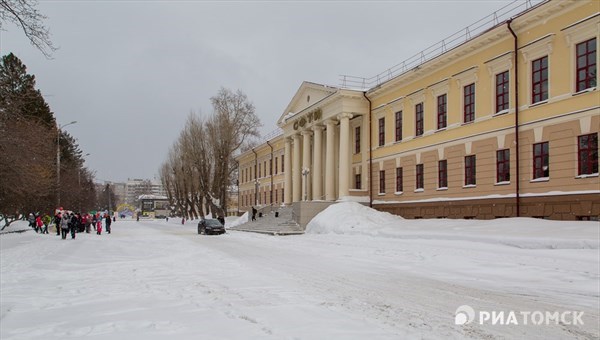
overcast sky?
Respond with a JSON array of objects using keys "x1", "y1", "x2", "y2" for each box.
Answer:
[{"x1": 1, "y1": 0, "x2": 520, "y2": 183}]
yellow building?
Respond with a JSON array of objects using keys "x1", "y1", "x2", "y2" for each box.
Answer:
[{"x1": 237, "y1": 0, "x2": 599, "y2": 221}]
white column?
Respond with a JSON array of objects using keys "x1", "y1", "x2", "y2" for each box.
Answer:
[
  {"x1": 325, "y1": 119, "x2": 337, "y2": 201},
  {"x1": 301, "y1": 130, "x2": 312, "y2": 201},
  {"x1": 284, "y1": 137, "x2": 292, "y2": 205},
  {"x1": 292, "y1": 134, "x2": 302, "y2": 202},
  {"x1": 312, "y1": 125, "x2": 324, "y2": 200},
  {"x1": 338, "y1": 113, "x2": 353, "y2": 199}
]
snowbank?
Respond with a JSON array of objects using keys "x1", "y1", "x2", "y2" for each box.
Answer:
[
  {"x1": 306, "y1": 202, "x2": 599, "y2": 249},
  {"x1": 225, "y1": 212, "x2": 248, "y2": 229}
]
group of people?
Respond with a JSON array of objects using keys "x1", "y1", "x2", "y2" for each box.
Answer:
[{"x1": 27, "y1": 210, "x2": 115, "y2": 240}]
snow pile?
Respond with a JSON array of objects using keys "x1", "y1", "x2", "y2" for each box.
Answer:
[
  {"x1": 306, "y1": 202, "x2": 599, "y2": 249},
  {"x1": 307, "y1": 202, "x2": 401, "y2": 235},
  {"x1": 225, "y1": 211, "x2": 248, "y2": 229}
]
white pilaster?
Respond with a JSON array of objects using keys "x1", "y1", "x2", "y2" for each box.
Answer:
[
  {"x1": 338, "y1": 113, "x2": 353, "y2": 199},
  {"x1": 312, "y1": 125, "x2": 324, "y2": 200},
  {"x1": 301, "y1": 130, "x2": 313, "y2": 201},
  {"x1": 292, "y1": 134, "x2": 302, "y2": 202},
  {"x1": 325, "y1": 119, "x2": 337, "y2": 201},
  {"x1": 284, "y1": 137, "x2": 292, "y2": 205}
]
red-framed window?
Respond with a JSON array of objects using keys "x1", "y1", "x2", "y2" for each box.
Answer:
[
  {"x1": 415, "y1": 103, "x2": 424, "y2": 136},
  {"x1": 496, "y1": 71, "x2": 509, "y2": 113},
  {"x1": 281, "y1": 155, "x2": 284, "y2": 172},
  {"x1": 396, "y1": 167, "x2": 403, "y2": 192},
  {"x1": 395, "y1": 111, "x2": 403, "y2": 142},
  {"x1": 379, "y1": 170, "x2": 385, "y2": 194},
  {"x1": 437, "y1": 94, "x2": 447, "y2": 130},
  {"x1": 378, "y1": 117, "x2": 385, "y2": 146},
  {"x1": 465, "y1": 155, "x2": 476, "y2": 185},
  {"x1": 464, "y1": 83, "x2": 475, "y2": 123},
  {"x1": 355, "y1": 126, "x2": 361, "y2": 154},
  {"x1": 496, "y1": 149, "x2": 510, "y2": 182},
  {"x1": 416, "y1": 164, "x2": 424, "y2": 189},
  {"x1": 355, "y1": 174, "x2": 361, "y2": 190},
  {"x1": 533, "y1": 142, "x2": 549, "y2": 179},
  {"x1": 532, "y1": 56, "x2": 548, "y2": 104},
  {"x1": 438, "y1": 160, "x2": 447, "y2": 188},
  {"x1": 576, "y1": 38, "x2": 597, "y2": 92},
  {"x1": 578, "y1": 133, "x2": 598, "y2": 175}
]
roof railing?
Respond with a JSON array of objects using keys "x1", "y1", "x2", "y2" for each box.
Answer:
[{"x1": 339, "y1": 0, "x2": 542, "y2": 90}]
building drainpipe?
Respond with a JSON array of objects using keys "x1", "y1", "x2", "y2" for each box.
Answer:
[
  {"x1": 507, "y1": 19, "x2": 520, "y2": 217},
  {"x1": 251, "y1": 148, "x2": 258, "y2": 206},
  {"x1": 363, "y1": 91, "x2": 373, "y2": 208},
  {"x1": 266, "y1": 140, "x2": 274, "y2": 207}
]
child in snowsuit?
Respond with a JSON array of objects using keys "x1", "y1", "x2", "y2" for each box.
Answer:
[
  {"x1": 35, "y1": 215, "x2": 43, "y2": 233},
  {"x1": 96, "y1": 217, "x2": 102, "y2": 235}
]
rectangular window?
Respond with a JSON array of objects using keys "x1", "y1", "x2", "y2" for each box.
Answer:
[
  {"x1": 396, "y1": 167, "x2": 403, "y2": 192},
  {"x1": 496, "y1": 71, "x2": 509, "y2": 113},
  {"x1": 496, "y1": 149, "x2": 510, "y2": 182},
  {"x1": 264, "y1": 161, "x2": 267, "y2": 176},
  {"x1": 532, "y1": 56, "x2": 548, "y2": 104},
  {"x1": 269, "y1": 159, "x2": 272, "y2": 176},
  {"x1": 465, "y1": 155, "x2": 476, "y2": 185},
  {"x1": 254, "y1": 165, "x2": 257, "y2": 180},
  {"x1": 355, "y1": 126, "x2": 361, "y2": 153},
  {"x1": 395, "y1": 111, "x2": 403, "y2": 141},
  {"x1": 533, "y1": 142, "x2": 549, "y2": 179},
  {"x1": 416, "y1": 164, "x2": 424, "y2": 190},
  {"x1": 578, "y1": 133, "x2": 598, "y2": 175},
  {"x1": 378, "y1": 118, "x2": 385, "y2": 146},
  {"x1": 355, "y1": 174, "x2": 361, "y2": 190},
  {"x1": 275, "y1": 189, "x2": 278, "y2": 203},
  {"x1": 415, "y1": 103, "x2": 424, "y2": 136},
  {"x1": 437, "y1": 94, "x2": 447, "y2": 130},
  {"x1": 464, "y1": 83, "x2": 475, "y2": 123},
  {"x1": 576, "y1": 38, "x2": 597, "y2": 92},
  {"x1": 438, "y1": 160, "x2": 447, "y2": 188},
  {"x1": 379, "y1": 170, "x2": 385, "y2": 194},
  {"x1": 281, "y1": 155, "x2": 284, "y2": 172},
  {"x1": 275, "y1": 157, "x2": 278, "y2": 174},
  {"x1": 258, "y1": 163, "x2": 261, "y2": 178},
  {"x1": 281, "y1": 189, "x2": 284, "y2": 202}
]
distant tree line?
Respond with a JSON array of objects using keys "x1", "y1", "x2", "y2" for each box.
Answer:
[
  {"x1": 0, "y1": 53, "x2": 95, "y2": 226},
  {"x1": 159, "y1": 88, "x2": 261, "y2": 219}
]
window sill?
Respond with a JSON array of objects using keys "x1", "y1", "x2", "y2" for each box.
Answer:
[
  {"x1": 394, "y1": 191, "x2": 403, "y2": 196},
  {"x1": 461, "y1": 121, "x2": 474, "y2": 126},
  {"x1": 377, "y1": 193, "x2": 385, "y2": 196},
  {"x1": 436, "y1": 187, "x2": 448, "y2": 191},
  {"x1": 576, "y1": 173, "x2": 599, "y2": 179},
  {"x1": 414, "y1": 188, "x2": 424, "y2": 193},
  {"x1": 494, "y1": 181, "x2": 511, "y2": 186},
  {"x1": 529, "y1": 100, "x2": 548, "y2": 108},
  {"x1": 435, "y1": 127, "x2": 447, "y2": 133},
  {"x1": 530, "y1": 177, "x2": 550, "y2": 183},
  {"x1": 462, "y1": 184, "x2": 477, "y2": 188},
  {"x1": 494, "y1": 109, "x2": 510, "y2": 116},
  {"x1": 573, "y1": 87, "x2": 597, "y2": 96}
]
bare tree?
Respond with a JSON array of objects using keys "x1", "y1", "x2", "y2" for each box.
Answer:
[{"x1": 0, "y1": 0, "x2": 56, "y2": 58}]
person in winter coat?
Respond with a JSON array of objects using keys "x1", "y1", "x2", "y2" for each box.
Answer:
[
  {"x1": 35, "y1": 215, "x2": 43, "y2": 233},
  {"x1": 28, "y1": 213, "x2": 35, "y2": 231},
  {"x1": 96, "y1": 216, "x2": 103, "y2": 235},
  {"x1": 105, "y1": 214, "x2": 112, "y2": 234},
  {"x1": 54, "y1": 212, "x2": 62, "y2": 236},
  {"x1": 60, "y1": 214, "x2": 70, "y2": 239},
  {"x1": 42, "y1": 215, "x2": 51, "y2": 234},
  {"x1": 69, "y1": 213, "x2": 79, "y2": 239}
]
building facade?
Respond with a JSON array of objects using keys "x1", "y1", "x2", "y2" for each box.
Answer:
[{"x1": 236, "y1": 0, "x2": 599, "y2": 220}]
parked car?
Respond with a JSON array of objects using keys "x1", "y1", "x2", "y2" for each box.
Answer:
[{"x1": 197, "y1": 219, "x2": 225, "y2": 235}]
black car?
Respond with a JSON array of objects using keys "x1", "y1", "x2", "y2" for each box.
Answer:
[{"x1": 197, "y1": 219, "x2": 225, "y2": 235}]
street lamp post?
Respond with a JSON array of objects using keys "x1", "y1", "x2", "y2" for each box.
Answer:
[
  {"x1": 56, "y1": 120, "x2": 77, "y2": 208},
  {"x1": 302, "y1": 167, "x2": 310, "y2": 201}
]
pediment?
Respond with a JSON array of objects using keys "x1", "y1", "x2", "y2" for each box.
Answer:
[{"x1": 277, "y1": 81, "x2": 337, "y2": 125}]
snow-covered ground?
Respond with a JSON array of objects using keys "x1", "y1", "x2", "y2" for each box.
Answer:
[{"x1": 1, "y1": 203, "x2": 598, "y2": 339}]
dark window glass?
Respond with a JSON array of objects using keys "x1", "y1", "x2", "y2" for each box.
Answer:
[
  {"x1": 496, "y1": 149, "x2": 510, "y2": 182},
  {"x1": 496, "y1": 71, "x2": 509, "y2": 113},
  {"x1": 416, "y1": 164, "x2": 424, "y2": 189},
  {"x1": 437, "y1": 94, "x2": 447, "y2": 130},
  {"x1": 396, "y1": 167, "x2": 403, "y2": 192},
  {"x1": 355, "y1": 174, "x2": 361, "y2": 190},
  {"x1": 438, "y1": 160, "x2": 447, "y2": 188},
  {"x1": 464, "y1": 83, "x2": 475, "y2": 123},
  {"x1": 378, "y1": 118, "x2": 385, "y2": 146},
  {"x1": 533, "y1": 142, "x2": 550, "y2": 179},
  {"x1": 465, "y1": 155, "x2": 476, "y2": 185},
  {"x1": 379, "y1": 170, "x2": 385, "y2": 193},
  {"x1": 578, "y1": 133, "x2": 598, "y2": 175},
  {"x1": 532, "y1": 56, "x2": 548, "y2": 103},
  {"x1": 395, "y1": 111, "x2": 403, "y2": 141},
  {"x1": 415, "y1": 103, "x2": 424, "y2": 136},
  {"x1": 355, "y1": 126, "x2": 361, "y2": 153},
  {"x1": 576, "y1": 38, "x2": 597, "y2": 92}
]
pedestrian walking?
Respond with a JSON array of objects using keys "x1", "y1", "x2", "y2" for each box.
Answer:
[
  {"x1": 28, "y1": 213, "x2": 35, "y2": 231},
  {"x1": 96, "y1": 216, "x2": 102, "y2": 235},
  {"x1": 60, "y1": 214, "x2": 69, "y2": 239},
  {"x1": 35, "y1": 215, "x2": 43, "y2": 233},
  {"x1": 105, "y1": 213, "x2": 112, "y2": 234},
  {"x1": 54, "y1": 212, "x2": 62, "y2": 236},
  {"x1": 251, "y1": 207, "x2": 257, "y2": 221},
  {"x1": 69, "y1": 213, "x2": 78, "y2": 239}
]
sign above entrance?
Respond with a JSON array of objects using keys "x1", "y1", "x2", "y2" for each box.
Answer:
[{"x1": 293, "y1": 108, "x2": 322, "y2": 130}]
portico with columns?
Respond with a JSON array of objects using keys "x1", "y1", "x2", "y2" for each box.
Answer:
[{"x1": 277, "y1": 82, "x2": 370, "y2": 205}]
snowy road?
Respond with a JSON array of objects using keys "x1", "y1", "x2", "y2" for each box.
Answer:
[{"x1": 1, "y1": 219, "x2": 598, "y2": 339}]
